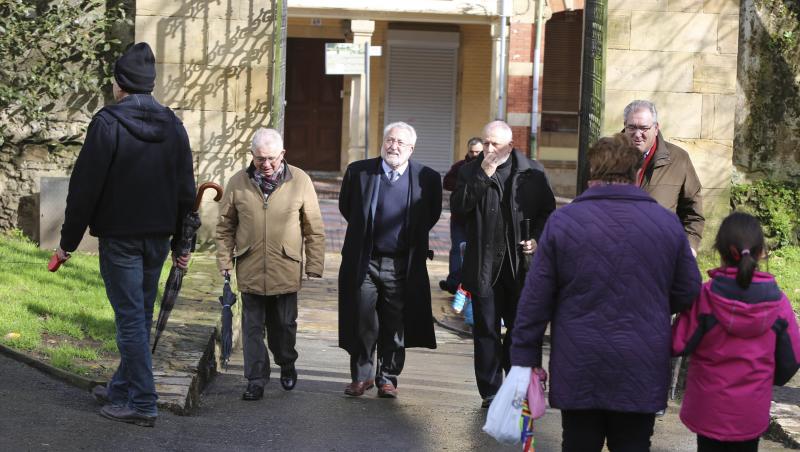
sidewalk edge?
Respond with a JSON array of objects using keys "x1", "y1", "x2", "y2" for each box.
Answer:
[{"x1": 0, "y1": 342, "x2": 105, "y2": 392}]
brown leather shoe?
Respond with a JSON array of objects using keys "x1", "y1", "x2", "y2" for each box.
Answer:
[
  {"x1": 377, "y1": 383, "x2": 398, "y2": 398},
  {"x1": 344, "y1": 379, "x2": 375, "y2": 397}
]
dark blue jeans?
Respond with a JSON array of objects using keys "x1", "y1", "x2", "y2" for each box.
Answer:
[
  {"x1": 99, "y1": 237, "x2": 169, "y2": 417},
  {"x1": 445, "y1": 219, "x2": 467, "y2": 292}
]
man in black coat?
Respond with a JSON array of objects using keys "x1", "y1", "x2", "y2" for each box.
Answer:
[
  {"x1": 338, "y1": 122, "x2": 442, "y2": 399},
  {"x1": 451, "y1": 120, "x2": 555, "y2": 407},
  {"x1": 57, "y1": 43, "x2": 196, "y2": 427}
]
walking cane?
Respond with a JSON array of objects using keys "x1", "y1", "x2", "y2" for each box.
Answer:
[
  {"x1": 669, "y1": 312, "x2": 682, "y2": 400},
  {"x1": 670, "y1": 356, "x2": 682, "y2": 400}
]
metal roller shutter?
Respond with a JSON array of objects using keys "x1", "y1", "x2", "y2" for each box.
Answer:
[{"x1": 385, "y1": 30, "x2": 459, "y2": 174}]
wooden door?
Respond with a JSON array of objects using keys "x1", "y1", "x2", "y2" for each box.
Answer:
[{"x1": 284, "y1": 38, "x2": 343, "y2": 171}]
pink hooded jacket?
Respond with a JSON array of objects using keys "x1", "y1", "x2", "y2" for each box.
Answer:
[{"x1": 672, "y1": 267, "x2": 800, "y2": 441}]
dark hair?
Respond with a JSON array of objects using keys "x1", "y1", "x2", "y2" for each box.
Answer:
[
  {"x1": 587, "y1": 133, "x2": 642, "y2": 183},
  {"x1": 467, "y1": 136, "x2": 483, "y2": 148},
  {"x1": 714, "y1": 212, "x2": 765, "y2": 289}
]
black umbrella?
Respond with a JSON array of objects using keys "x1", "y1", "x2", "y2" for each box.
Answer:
[
  {"x1": 218, "y1": 273, "x2": 237, "y2": 367},
  {"x1": 152, "y1": 182, "x2": 223, "y2": 353}
]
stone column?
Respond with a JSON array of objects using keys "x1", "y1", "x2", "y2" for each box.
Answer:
[
  {"x1": 489, "y1": 21, "x2": 505, "y2": 121},
  {"x1": 344, "y1": 19, "x2": 375, "y2": 166}
]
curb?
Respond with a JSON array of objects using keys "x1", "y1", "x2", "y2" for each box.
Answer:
[
  {"x1": 0, "y1": 328, "x2": 217, "y2": 417},
  {"x1": 767, "y1": 402, "x2": 800, "y2": 449},
  {"x1": 153, "y1": 330, "x2": 217, "y2": 416},
  {"x1": 0, "y1": 342, "x2": 105, "y2": 393}
]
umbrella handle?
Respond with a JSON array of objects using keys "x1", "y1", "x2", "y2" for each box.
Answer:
[{"x1": 193, "y1": 182, "x2": 223, "y2": 212}]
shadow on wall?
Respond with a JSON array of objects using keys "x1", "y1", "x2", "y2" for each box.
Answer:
[
  {"x1": 142, "y1": 0, "x2": 280, "y2": 245},
  {"x1": 734, "y1": 0, "x2": 800, "y2": 181}
]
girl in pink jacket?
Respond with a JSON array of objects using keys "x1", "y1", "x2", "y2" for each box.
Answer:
[{"x1": 673, "y1": 212, "x2": 800, "y2": 451}]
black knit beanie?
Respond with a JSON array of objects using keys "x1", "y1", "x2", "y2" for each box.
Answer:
[{"x1": 114, "y1": 42, "x2": 156, "y2": 94}]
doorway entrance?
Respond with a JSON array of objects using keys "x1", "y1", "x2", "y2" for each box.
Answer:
[{"x1": 284, "y1": 38, "x2": 343, "y2": 171}]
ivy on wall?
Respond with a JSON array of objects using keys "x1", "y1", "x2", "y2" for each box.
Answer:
[
  {"x1": 0, "y1": 0, "x2": 130, "y2": 145},
  {"x1": 738, "y1": 0, "x2": 800, "y2": 179}
]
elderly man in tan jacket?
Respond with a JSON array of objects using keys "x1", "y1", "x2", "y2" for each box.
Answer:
[{"x1": 216, "y1": 128, "x2": 325, "y2": 401}]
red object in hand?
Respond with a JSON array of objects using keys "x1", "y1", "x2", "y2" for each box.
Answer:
[{"x1": 48, "y1": 253, "x2": 65, "y2": 272}]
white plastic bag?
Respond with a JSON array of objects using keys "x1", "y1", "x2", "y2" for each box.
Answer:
[{"x1": 482, "y1": 366, "x2": 531, "y2": 444}]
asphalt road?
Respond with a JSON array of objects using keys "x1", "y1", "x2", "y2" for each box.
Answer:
[{"x1": 0, "y1": 326, "x2": 790, "y2": 451}]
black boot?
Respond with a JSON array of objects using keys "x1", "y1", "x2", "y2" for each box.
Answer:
[
  {"x1": 280, "y1": 367, "x2": 297, "y2": 391},
  {"x1": 242, "y1": 383, "x2": 264, "y2": 401}
]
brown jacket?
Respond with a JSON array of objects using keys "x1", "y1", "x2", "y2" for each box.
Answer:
[
  {"x1": 215, "y1": 163, "x2": 325, "y2": 296},
  {"x1": 640, "y1": 133, "x2": 704, "y2": 249}
]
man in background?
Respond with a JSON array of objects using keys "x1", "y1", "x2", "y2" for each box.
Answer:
[
  {"x1": 216, "y1": 128, "x2": 325, "y2": 401},
  {"x1": 439, "y1": 136, "x2": 484, "y2": 295},
  {"x1": 622, "y1": 99, "x2": 704, "y2": 253},
  {"x1": 451, "y1": 120, "x2": 555, "y2": 408},
  {"x1": 337, "y1": 122, "x2": 442, "y2": 399}
]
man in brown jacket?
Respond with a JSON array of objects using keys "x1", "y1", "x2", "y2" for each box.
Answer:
[
  {"x1": 216, "y1": 128, "x2": 325, "y2": 401},
  {"x1": 624, "y1": 100, "x2": 704, "y2": 253}
]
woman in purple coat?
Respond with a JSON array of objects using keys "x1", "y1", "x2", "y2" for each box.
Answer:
[{"x1": 509, "y1": 134, "x2": 702, "y2": 451}]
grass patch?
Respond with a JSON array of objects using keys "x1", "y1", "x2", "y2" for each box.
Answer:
[
  {"x1": 697, "y1": 245, "x2": 800, "y2": 311},
  {"x1": 0, "y1": 230, "x2": 168, "y2": 379}
]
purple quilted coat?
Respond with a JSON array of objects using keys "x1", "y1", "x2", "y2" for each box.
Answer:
[{"x1": 510, "y1": 184, "x2": 701, "y2": 412}]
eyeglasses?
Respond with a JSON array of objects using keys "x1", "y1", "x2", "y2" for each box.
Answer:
[
  {"x1": 624, "y1": 124, "x2": 655, "y2": 133},
  {"x1": 253, "y1": 154, "x2": 282, "y2": 164},
  {"x1": 384, "y1": 137, "x2": 412, "y2": 148}
]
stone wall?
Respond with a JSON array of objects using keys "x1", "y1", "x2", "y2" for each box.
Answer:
[
  {"x1": 136, "y1": 0, "x2": 277, "y2": 244},
  {"x1": 0, "y1": 113, "x2": 94, "y2": 242},
  {"x1": 735, "y1": 0, "x2": 800, "y2": 181},
  {"x1": 605, "y1": 0, "x2": 740, "y2": 249}
]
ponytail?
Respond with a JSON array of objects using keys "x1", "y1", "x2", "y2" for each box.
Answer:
[
  {"x1": 736, "y1": 249, "x2": 757, "y2": 289},
  {"x1": 715, "y1": 212, "x2": 765, "y2": 290}
]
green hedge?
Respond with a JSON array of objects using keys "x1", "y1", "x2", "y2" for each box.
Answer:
[{"x1": 731, "y1": 180, "x2": 800, "y2": 248}]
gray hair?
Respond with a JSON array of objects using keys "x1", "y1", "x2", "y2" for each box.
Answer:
[
  {"x1": 623, "y1": 100, "x2": 658, "y2": 125},
  {"x1": 467, "y1": 136, "x2": 483, "y2": 148},
  {"x1": 251, "y1": 128, "x2": 283, "y2": 153},
  {"x1": 482, "y1": 120, "x2": 513, "y2": 141},
  {"x1": 383, "y1": 122, "x2": 417, "y2": 145}
]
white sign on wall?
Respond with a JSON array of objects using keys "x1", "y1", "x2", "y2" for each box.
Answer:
[{"x1": 325, "y1": 43, "x2": 364, "y2": 75}]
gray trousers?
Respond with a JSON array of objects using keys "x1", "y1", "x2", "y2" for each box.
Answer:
[
  {"x1": 350, "y1": 255, "x2": 406, "y2": 386},
  {"x1": 242, "y1": 292, "x2": 298, "y2": 388}
]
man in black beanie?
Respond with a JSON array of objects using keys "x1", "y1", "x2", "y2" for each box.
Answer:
[{"x1": 57, "y1": 42, "x2": 196, "y2": 427}]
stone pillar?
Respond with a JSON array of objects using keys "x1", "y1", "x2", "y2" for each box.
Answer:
[
  {"x1": 344, "y1": 19, "x2": 375, "y2": 165},
  {"x1": 489, "y1": 22, "x2": 505, "y2": 121}
]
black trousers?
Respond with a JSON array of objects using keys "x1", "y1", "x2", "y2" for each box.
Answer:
[
  {"x1": 561, "y1": 409, "x2": 655, "y2": 452},
  {"x1": 350, "y1": 255, "x2": 406, "y2": 386},
  {"x1": 697, "y1": 435, "x2": 759, "y2": 452},
  {"x1": 472, "y1": 258, "x2": 519, "y2": 398},
  {"x1": 241, "y1": 292, "x2": 298, "y2": 387}
]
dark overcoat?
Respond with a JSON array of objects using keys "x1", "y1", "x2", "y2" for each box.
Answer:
[
  {"x1": 450, "y1": 149, "x2": 555, "y2": 298},
  {"x1": 338, "y1": 158, "x2": 442, "y2": 354}
]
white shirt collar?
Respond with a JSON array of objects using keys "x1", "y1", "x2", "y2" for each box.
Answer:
[{"x1": 381, "y1": 159, "x2": 408, "y2": 176}]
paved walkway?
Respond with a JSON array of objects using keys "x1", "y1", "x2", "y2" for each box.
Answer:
[{"x1": 311, "y1": 183, "x2": 800, "y2": 448}]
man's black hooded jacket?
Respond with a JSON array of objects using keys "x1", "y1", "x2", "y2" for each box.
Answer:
[{"x1": 60, "y1": 94, "x2": 196, "y2": 252}]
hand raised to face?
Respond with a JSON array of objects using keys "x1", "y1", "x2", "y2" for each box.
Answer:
[{"x1": 480, "y1": 126, "x2": 513, "y2": 177}]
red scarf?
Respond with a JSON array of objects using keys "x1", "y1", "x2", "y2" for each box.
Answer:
[{"x1": 637, "y1": 141, "x2": 658, "y2": 187}]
